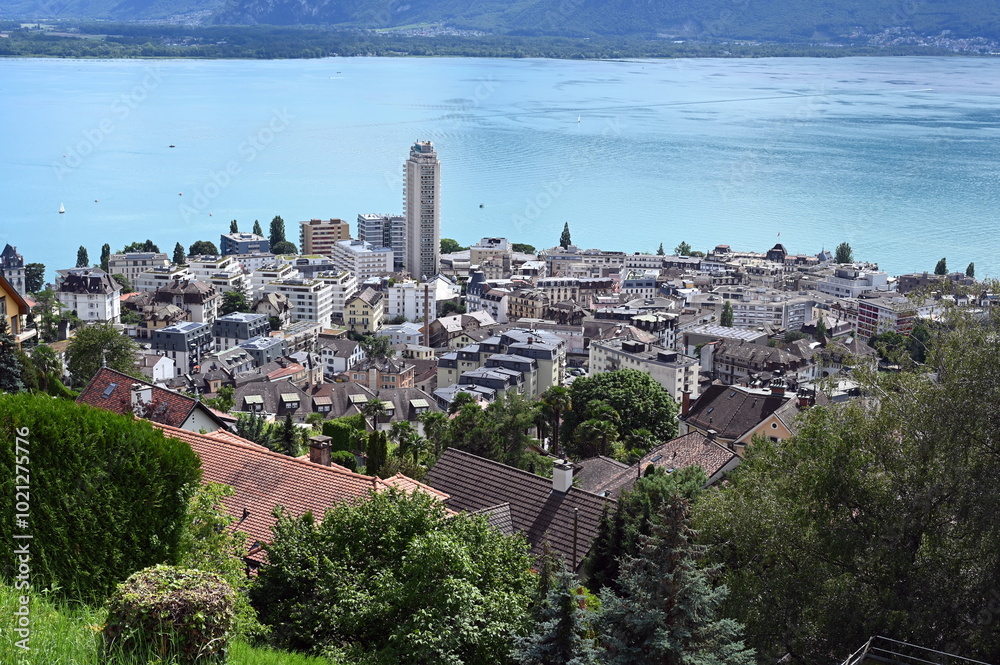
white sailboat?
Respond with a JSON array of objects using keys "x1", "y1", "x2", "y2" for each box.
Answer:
[
  {"x1": 59, "y1": 203, "x2": 65, "y2": 214},
  {"x1": 577, "y1": 115, "x2": 581, "y2": 123}
]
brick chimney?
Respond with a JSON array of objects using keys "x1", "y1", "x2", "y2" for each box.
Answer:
[
  {"x1": 309, "y1": 434, "x2": 332, "y2": 466},
  {"x1": 552, "y1": 459, "x2": 574, "y2": 493},
  {"x1": 681, "y1": 390, "x2": 691, "y2": 416}
]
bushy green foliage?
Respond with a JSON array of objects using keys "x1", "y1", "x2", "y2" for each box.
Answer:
[
  {"x1": 269, "y1": 216, "x2": 286, "y2": 248},
  {"x1": 252, "y1": 489, "x2": 535, "y2": 664},
  {"x1": 720, "y1": 300, "x2": 734, "y2": 327},
  {"x1": 173, "y1": 242, "x2": 187, "y2": 265},
  {"x1": 66, "y1": 322, "x2": 139, "y2": 386},
  {"x1": 514, "y1": 566, "x2": 601, "y2": 665},
  {"x1": 562, "y1": 370, "x2": 677, "y2": 453},
  {"x1": 271, "y1": 241, "x2": 297, "y2": 255},
  {"x1": 235, "y1": 411, "x2": 275, "y2": 448},
  {"x1": 364, "y1": 429, "x2": 388, "y2": 477},
  {"x1": 511, "y1": 243, "x2": 536, "y2": 254},
  {"x1": 0, "y1": 318, "x2": 24, "y2": 393},
  {"x1": 586, "y1": 466, "x2": 706, "y2": 593},
  {"x1": 321, "y1": 414, "x2": 366, "y2": 452},
  {"x1": 221, "y1": 291, "x2": 251, "y2": 315},
  {"x1": 121, "y1": 240, "x2": 160, "y2": 253},
  {"x1": 189, "y1": 240, "x2": 219, "y2": 256},
  {"x1": 0, "y1": 394, "x2": 201, "y2": 602},
  {"x1": 934, "y1": 256, "x2": 948, "y2": 275},
  {"x1": 559, "y1": 222, "x2": 572, "y2": 249},
  {"x1": 440, "y1": 238, "x2": 467, "y2": 254},
  {"x1": 25, "y1": 262, "x2": 45, "y2": 294},
  {"x1": 835, "y1": 241, "x2": 854, "y2": 264},
  {"x1": 103, "y1": 565, "x2": 235, "y2": 664},
  {"x1": 76, "y1": 246, "x2": 89, "y2": 268},
  {"x1": 328, "y1": 450, "x2": 357, "y2": 471},
  {"x1": 598, "y1": 498, "x2": 754, "y2": 665}
]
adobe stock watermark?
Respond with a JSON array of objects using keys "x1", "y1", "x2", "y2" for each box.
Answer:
[
  {"x1": 11, "y1": 426, "x2": 32, "y2": 656},
  {"x1": 511, "y1": 116, "x2": 625, "y2": 235},
  {"x1": 51, "y1": 65, "x2": 164, "y2": 182},
  {"x1": 179, "y1": 108, "x2": 293, "y2": 222}
]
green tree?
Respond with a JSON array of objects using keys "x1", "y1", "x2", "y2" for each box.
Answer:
[
  {"x1": 31, "y1": 288, "x2": 63, "y2": 343},
  {"x1": 176, "y1": 483, "x2": 262, "y2": 639},
  {"x1": 173, "y1": 242, "x2": 186, "y2": 265},
  {"x1": 586, "y1": 466, "x2": 707, "y2": 592},
  {"x1": 541, "y1": 386, "x2": 572, "y2": 457},
  {"x1": 100, "y1": 243, "x2": 111, "y2": 272},
  {"x1": 696, "y1": 313, "x2": 1000, "y2": 663},
  {"x1": 514, "y1": 566, "x2": 601, "y2": 665},
  {"x1": 834, "y1": 241, "x2": 854, "y2": 264},
  {"x1": 440, "y1": 238, "x2": 466, "y2": 254},
  {"x1": 24, "y1": 262, "x2": 45, "y2": 293},
  {"x1": 598, "y1": 497, "x2": 755, "y2": 665},
  {"x1": 365, "y1": 429, "x2": 389, "y2": 477},
  {"x1": 0, "y1": 318, "x2": 24, "y2": 393},
  {"x1": 560, "y1": 222, "x2": 572, "y2": 249},
  {"x1": 220, "y1": 291, "x2": 251, "y2": 315},
  {"x1": 252, "y1": 219, "x2": 263, "y2": 236},
  {"x1": 270, "y1": 240, "x2": 297, "y2": 255},
  {"x1": 721, "y1": 300, "x2": 734, "y2": 327},
  {"x1": 111, "y1": 273, "x2": 132, "y2": 292},
  {"x1": 511, "y1": 242, "x2": 536, "y2": 254},
  {"x1": 564, "y1": 370, "x2": 678, "y2": 448},
  {"x1": 202, "y1": 385, "x2": 234, "y2": 414},
  {"x1": 574, "y1": 418, "x2": 618, "y2": 458},
  {"x1": 966, "y1": 262, "x2": 975, "y2": 278},
  {"x1": 66, "y1": 322, "x2": 139, "y2": 386},
  {"x1": 277, "y1": 412, "x2": 302, "y2": 457},
  {"x1": 121, "y1": 240, "x2": 160, "y2": 253},
  {"x1": 76, "y1": 245, "x2": 89, "y2": 268},
  {"x1": 189, "y1": 240, "x2": 219, "y2": 256},
  {"x1": 0, "y1": 393, "x2": 201, "y2": 602},
  {"x1": 251, "y1": 489, "x2": 535, "y2": 664},
  {"x1": 268, "y1": 215, "x2": 286, "y2": 248},
  {"x1": 815, "y1": 317, "x2": 828, "y2": 341},
  {"x1": 674, "y1": 240, "x2": 692, "y2": 256},
  {"x1": 229, "y1": 219, "x2": 239, "y2": 233},
  {"x1": 656, "y1": 242, "x2": 665, "y2": 256},
  {"x1": 934, "y1": 256, "x2": 948, "y2": 275},
  {"x1": 235, "y1": 411, "x2": 274, "y2": 448}
]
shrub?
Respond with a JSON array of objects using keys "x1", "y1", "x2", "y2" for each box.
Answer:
[
  {"x1": 0, "y1": 393, "x2": 201, "y2": 602},
  {"x1": 103, "y1": 565, "x2": 235, "y2": 664},
  {"x1": 328, "y1": 450, "x2": 357, "y2": 471}
]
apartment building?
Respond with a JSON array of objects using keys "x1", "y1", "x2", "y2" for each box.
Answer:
[
  {"x1": 263, "y1": 278, "x2": 335, "y2": 326},
  {"x1": 299, "y1": 218, "x2": 351, "y2": 256}
]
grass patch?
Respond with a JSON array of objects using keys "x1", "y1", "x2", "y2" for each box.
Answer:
[{"x1": 0, "y1": 583, "x2": 339, "y2": 664}]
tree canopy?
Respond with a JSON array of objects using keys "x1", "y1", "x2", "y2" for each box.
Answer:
[
  {"x1": 721, "y1": 300, "x2": 734, "y2": 327},
  {"x1": 440, "y1": 238, "x2": 467, "y2": 254},
  {"x1": 173, "y1": 242, "x2": 186, "y2": 265},
  {"x1": 66, "y1": 322, "x2": 139, "y2": 386},
  {"x1": 24, "y1": 262, "x2": 45, "y2": 293},
  {"x1": 189, "y1": 240, "x2": 219, "y2": 256},
  {"x1": 121, "y1": 240, "x2": 161, "y2": 253},
  {"x1": 559, "y1": 222, "x2": 572, "y2": 249},
  {"x1": 76, "y1": 245, "x2": 89, "y2": 268},
  {"x1": 251, "y1": 488, "x2": 535, "y2": 664},
  {"x1": 220, "y1": 291, "x2": 251, "y2": 316},
  {"x1": 270, "y1": 240, "x2": 297, "y2": 255},
  {"x1": 934, "y1": 256, "x2": 948, "y2": 275},
  {"x1": 268, "y1": 215, "x2": 286, "y2": 248},
  {"x1": 834, "y1": 241, "x2": 853, "y2": 264},
  {"x1": 674, "y1": 240, "x2": 692, "y2": 256}
]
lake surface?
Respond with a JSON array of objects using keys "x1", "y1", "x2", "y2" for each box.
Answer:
[{"x1": 2, "y1": 56, "x2": 1000, "y2": 280}]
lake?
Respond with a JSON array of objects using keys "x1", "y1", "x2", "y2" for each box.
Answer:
[{"x1": 2, "y1": 55, "x2": 999, "y2": 280}]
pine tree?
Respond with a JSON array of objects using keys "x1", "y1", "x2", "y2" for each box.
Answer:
[
  {"x1": 173, "y1": 242, "x2": 186, "y2": 265},
  {"x1": 514, "y1": 566, "x2": 601, "y2": 665},
  {"x1": 100, "y1": 243, "x2": 111, "y2": 272},
  {"x1": 674, "y1": 241, "x2": 692, "y2": 257},
  {"x1": 252, "y1": 220, "x2": 263, "y2": 236},
  {"x1": 598, "y1": 497, "x2": 755, "y2": 665},
  {"x1": 269, "y1": 215, "x2": 286, "y2": 248},
  {"x1": 76, "y1": 246, "x2": 89, "y2": 268},
  {"x1": 721, "y1": 301, "x2": 734, "y2": 328},
  {"x1": 815, "y1": 317, "x2": 828, "y2": 341},
  {"x1": 966, "y1": 262, "x2": 975, "y2": 278},
  {"x1": 235, "y1": 411, "x2": 272, "y2": 447},
  {"x1": 934, "y1": 257, "x2": 948, "y2": 275},
  {"x1": 280, "y1": 412, "x2": 300, "y2": 457},
  {"x1": 230, "y1": 219, "x2": 239, "y2": 233},
  {"x1": 560, "y1": 222, "x2": 572, "y2": 249},
  {"x1": 0, "y1": 317, "x2": 24, "y2": 393},
  {"x1": 656, "y1": 243, "x2": 665, "y2": 256}
]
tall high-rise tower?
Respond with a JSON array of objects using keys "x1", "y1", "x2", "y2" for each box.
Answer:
[{"x1": 403, "y1": 141, "x2": 440, "y2": 279}]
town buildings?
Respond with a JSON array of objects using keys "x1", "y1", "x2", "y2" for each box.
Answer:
[
  {"x1": 332, "y1": 240, "x2": 394, "y2": 282},
  {"x1": 357, "y1": 214, "x2": 406, "y2": 269},
  {"x1": 220, "y1": 232, "x2": 269, "y2": 256},
  {"x1": 107, "y1": 252, "x2": 171, "y2": 286},
  {"x1": 298, "y1": 218, "x2": 351, "y2": 256},
  {"x1": 55, "y1": 268, "x2": 122, "y2": 323},
  {"x1": 403, "y1": 141, "x2": 440, "y2": 279},
  {"x1": 263, "y1": 278, "x2": 334, "y2": 327}
]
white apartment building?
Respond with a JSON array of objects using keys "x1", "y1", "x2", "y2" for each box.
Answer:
[
  {"x1": 333, "y1": 240, "x2": 394, "y2": 282},
  {"x1": 815, "y1": 265, "x2": 892, "y2": 299},
  {"x1": 403, "y1": 141, "x2": 440, "y2": 279},
  {"x1": 314, "y1": 270, "x2": 359, "y2": 322},
  {"x1": 134, "y1": 265, "x2": 194, "y2": 292},
  {"x1": 589, "y1": 338, "x2": 700, "y2": 404},
  {"x1": 228, "y1": 252, "x2": 277, "y2": 274},
  {"x1": 250, "y1": 263, "x2": 298, "y2": 295},
  {"x1": 386, "y1": 279, "x2": 441, "y2": 322},
  {"x1": 187, "y1": 255, "x2": 242, "y2": 282},
  {"x1": 107, "y1": 252, "x2": 171, "y2": 285},
  {"x1": 358, "y1": 213, "x2": 406, "y2": 269},
  {"x1": 55, "y1": 269, "x2": 122, "y2": 323},
  {"x1": 263, "y1": 278, "x2": 334, "y2": 327}
]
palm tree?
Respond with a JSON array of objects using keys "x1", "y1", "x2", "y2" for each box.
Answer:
[
  {"x1": 575, "y1": 419, "x2": 618, "y2": 458},
  {"x1": 541, "y1": 386, "x2": 572, "y2": 458},
  {"x1": 360, "y1": 397, "x2": 388, "y2": 431}
]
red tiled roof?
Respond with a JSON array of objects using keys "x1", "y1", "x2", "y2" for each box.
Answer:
[
  {"x1": 77, "y1": 368, "x2": 227, "y2": 430},
  {"x1": 381, "y1": 473, "x2": 450, "y2": 501}
]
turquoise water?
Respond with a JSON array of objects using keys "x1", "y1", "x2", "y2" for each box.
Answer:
[{"x1": 2, "y1": 56, "x2": 1000, "y2": 280}]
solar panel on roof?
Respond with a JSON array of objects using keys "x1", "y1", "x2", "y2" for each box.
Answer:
[{"x1": 102, "y1": 382, "x2": 118, "y2": 398}]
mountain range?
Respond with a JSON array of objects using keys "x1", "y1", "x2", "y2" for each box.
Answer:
[{"x1": 3, "y1": 0, "x2": 999, "y2": 41}]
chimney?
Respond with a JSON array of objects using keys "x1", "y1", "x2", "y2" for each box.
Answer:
[
  {"x1": 706, "y1": 428, "x2": 718, "y2": 442},
  {"x1": 131, "y1": 383, "x2": 152, "y2": 411},
  {"x1": 681, "y1": 390, "x2": 691, "y2": 417},
  {"x1": 309, "y1": 434, "x2": 332, "y2": 466},
  {"x1": 552, "y1": 459, "x2": 574, "y2": 493}
]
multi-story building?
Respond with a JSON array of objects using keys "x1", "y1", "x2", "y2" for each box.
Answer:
[
  {"x1": 107, "y1": 252, "x2": 171, "y2": 286},
  {"x1": 539, "y1": 246, "x2": 627, "y2": 278},
  {"x1": 357, "y1": 213, "x2": 406, "y2": 269},
  {"x1": 720, "y1": 287, "x2": 814, "y2": 331},
  {"x1": 238, "y1": 335, "x2": 288, "y2": 367},
  {"x1": 345, "y1": 287, "x2": 385, "y2": 335},
  {"x1": 219, "y1": 233, "x2": 269, "y2": 256},
  {"x1": 313, "y1": 270, "x2": 358, "y2": 322},
  {"x1": 228, "y1": 252, "x2": 277, "y2": 274},
  {"x1": 212, "y1": 312, "x2": 270, "y2": 351},
  {"x1": 469, "y1": 237, "x2": 512, "y2": 274},
  {"x1": 153, "y1": 280, "x2": 220, "y2": 324},
  {"x1": 298, "y1": 218, "x2": 351, "y2": 256},
  {"x1": 187, "y1": 255, "x2": 243, "y2": 283},
  {"x1": 386, "y1": 279, "x2": 447, "y2": 323},
  {"x1": 815, "y1": 265, "x2": 891, "y2": 299},
  {"x1": 436, "y1": 328, "x2": 565, "y2": 398},
  {"x1": 134, "y1": 265, "x2": 195, "y2": 292},
  {"x1": 318, "y1": 335, "x2": 363, "y2": 378},
  {"x1": 403, "y1": 141, "x2": 440, "y2": 279},
  {"x1": 379, "y1": 322, "x2": 425, "y2": 346},
  {"x1": 507, "y1": 289, "x2": 549, "y2": 321},
  {"x1": 150, "y1": 321, "x2": 213, "y2": 376},
  {"x1": 55, "y1": 269, "x2": 122, "y2": 323},
  {"x1": 332, "y1": 240, "x2": 394, "y2": 282},
  {"x1": 589, "y1": 337, "x2": 700, "y2": 403},
  {"x1": 348, "y1": 357, "x2": 415, "y2": 391},
  {"x1": 263, "y1": 278, "x2": 334, "y2": 326},
  {"x1": 251, "y1": 263, "x2": 298, "y2": 295},
  {"x1": 620, "y1": 269, "x2": 660, "y2": 299},
  {"x1": 857, "y1": 293, "x2": 916, "y2": 340},
  {"x1": 0, "y1": 244, "x2": 26, "y2": 295}
]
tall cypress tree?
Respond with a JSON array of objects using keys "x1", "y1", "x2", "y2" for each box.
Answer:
[
  {"x1": 230, "y1": 219, "x2": 239, "y2": 233},
  {"x1": 0, "y1": 318, "x2": 24, "y2": 393},
  {"x1": 598, "y1": 497, "x2": 755, "y2": 665},
  {"x1": 99, "y1": 243, "x2": 111, "y2": 272},
  {"x1": 559, "y1": 222, "x2": 572, "y2": 249},
  {"x1": 269, "y1": 216, "x2": 286, "y2": 248},
  {"x1": 252, "y1": 220, "x2": 263, "y2": 236},
  {"x1": 173, "y1": 242, "x2": 186, "y2": 265},
  {"x1": 76, "y1": 246, "x2": 89, "y2": 268},
  {"x1": 366, "y1": 430, "x2": 388, "y2": 478}
]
